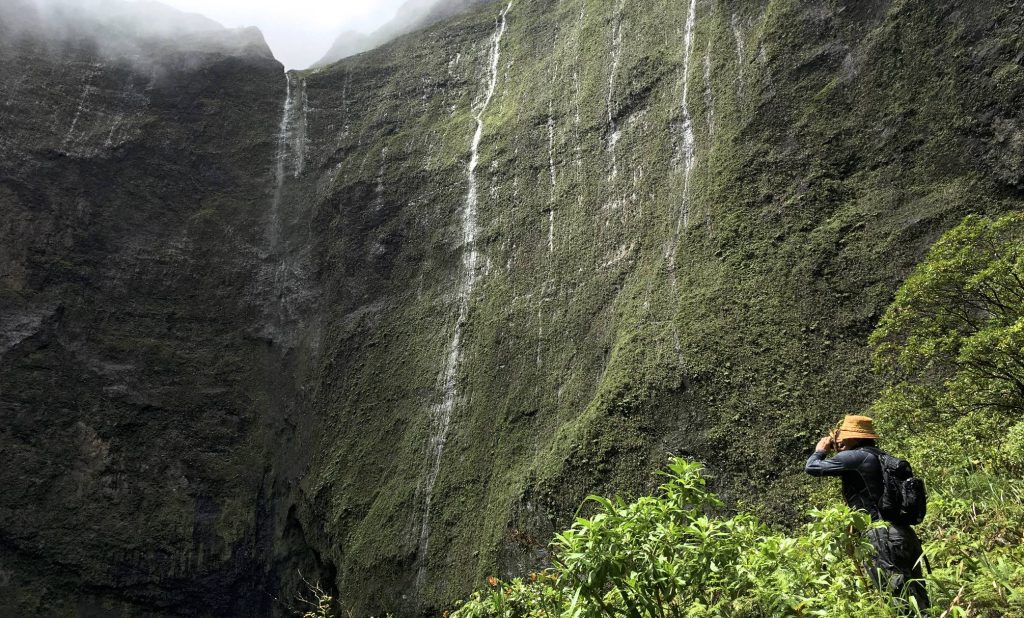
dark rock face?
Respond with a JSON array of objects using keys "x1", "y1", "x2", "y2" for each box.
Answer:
[
  {"x1": 0, "y1": 3, "x2": 327, "y2": 615},
  {"x1": 2, "y1": 0, "x2": 1024, "y2": 615}
]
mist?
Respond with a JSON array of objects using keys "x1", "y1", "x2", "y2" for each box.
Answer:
[
  {"x1": 152, "y1": 0, "x2": 415, "y2": 69},
  {"x1": 1, "y1": 0, "x2": 462, "y2": 69},
  {"x1": 1, "y1": 0, "x2": 274, "y2": 70}
]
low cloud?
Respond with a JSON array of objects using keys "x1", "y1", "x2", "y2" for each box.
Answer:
[
  {"x1": 0, "y1": 0, "x2": 483, "y2": 69},
  {"x1": 1, "y1": 0, "x2": 274, "y2": 67},
  {"x1": 131, "y1": 0, "x2": 415, "y2": 69}
]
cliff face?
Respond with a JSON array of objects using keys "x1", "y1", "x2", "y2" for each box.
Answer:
[
  {"x1": 295, "y1": 0, "x2": 1023, "y2": 613},
  {"x1": 0, "y1": 2, "x2": 328, "y2": 615},
  {"x1": 1, "y1": 0, "x2": 1023, "y2": 616}
]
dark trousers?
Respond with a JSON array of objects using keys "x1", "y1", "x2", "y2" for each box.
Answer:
[{"x1": 866, "y1": 525, "x2": 930, "y2": 612}]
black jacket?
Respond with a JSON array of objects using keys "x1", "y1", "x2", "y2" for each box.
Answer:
[{"x1": 805, "y1": 446, "x2": 884, "y2": 520}]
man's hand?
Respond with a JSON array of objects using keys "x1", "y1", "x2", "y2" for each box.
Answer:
[{"x1": 815, "y1": 436, "x2": 834, "y2": 453}]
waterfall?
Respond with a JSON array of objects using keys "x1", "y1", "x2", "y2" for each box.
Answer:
[
  {"x1": 678, "y1": 0, "x2": 698, "y2": 230},
  {"x1": 293, "y1": 78, "x2": 308, "y2": 178},
  {"x1": 373, "y1": 146, "x2": 388, "y2": 209},
  {"x1": 259, "y1": 71, "x2": 315, "y2": 348},
  {"x1": 103, "y1": 113, "x2": 124, "y2": 148},
  {"x1": 666, "y1": 0, "x2": 698, "y2": 267},
  {"x1": 703, "y1": 44, "x2": 715, "y2": 139},
  {"x1": 547, "y1": 105, "x2": 557, "y2": 253},
  {"x1": 269, "y1": 72, "x2": 294, "y2": 248},
  {"x1": 573, "y1": 69, "x2": 582, "y2": 173},
  {"x1": 61, "y1": 84, "x2": 91, "y2": 149},
  {"x1": 61, "y1": 79, "x2": 96, "y2": 150},
  {"x1": 606, "y1": 0, "x2": 625, "y2": 181},
  {"x1": 414, "y1": 0, "x2": 514, "y2": 592},
  {"x1": 731, "y1": 13, "x2": 746, "y2": 97}
]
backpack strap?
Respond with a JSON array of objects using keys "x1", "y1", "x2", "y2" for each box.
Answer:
[{"x1": 858, "y1": 446, "x2": 888, "y2": 514}]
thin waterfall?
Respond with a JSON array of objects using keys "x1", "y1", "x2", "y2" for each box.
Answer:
[
  {"x1": 269, "y1": 72, "x2": 294, "y2": 248},
  {"x1": 731, "y1": 13, "x2": 746, "y2": 97},
  {"x1": 260, "y1": 70, "x2": 298, "y2": 346},
  {"x1": 293, "y1": 78, "x2": 308, "y2": 178},
  {"x1": 666, "y1": 0, "x2": 698, "y2": 266},
  {"x1": 662, "y1": 0, "x2": 698, "y2": 366},
  {"x1": 61, "y1": 70, "x2": 98, "y2": 150},
  {"x1": 703, "y1": 44, "x2": 715, "y2": 139},
  {"x1": 606, "y1": 0, "x2": 624, "y2": 181},
  {"x1": 547, "y1": 103, "x2": 557, "y2": 253},
  {"x1": 678, "y1": 0, "x2": 698, "y2": 230},
  {"x1": 414, "y1": 0, "x2": 514, "y2": 592}
]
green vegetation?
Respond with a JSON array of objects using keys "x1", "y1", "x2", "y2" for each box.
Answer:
[
  {"x1": 453, "y1": 461, "x2": 911, "y2": 617},
  {"x1": 870, "y1": 212, "x2": 1024, "y2": 475},
  {"x1": 871, "y1": 212, "x2": 1024, "y2": 615},
  {"x1": 451, "y1": 457, "x2": 1020, "y2": 616},
  {"x1": 450, "y1": 213, "x2": 1024, "y2": 617}
]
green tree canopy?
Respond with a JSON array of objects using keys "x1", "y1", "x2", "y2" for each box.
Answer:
[{"x1": 870, "y1": 211, "x2": 1024, "y2": 473}]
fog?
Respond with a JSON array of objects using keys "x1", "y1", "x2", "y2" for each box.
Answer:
[
  {"x1": 152, "y1": 0, "x2": 413, "y2": 68},
  {"x1": 7, "y1": 0, "x2": 445, "y2": 69}
]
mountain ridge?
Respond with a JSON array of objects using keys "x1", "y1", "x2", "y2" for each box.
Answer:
[{"x1": 312, "y1": 0, "x2": 485, "y2": 68}]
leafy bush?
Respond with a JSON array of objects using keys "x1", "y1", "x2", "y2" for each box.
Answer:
[
  {"x1": 451, "y1": 213, "x2": 1024, "y2": 617},
  {"x1": 870, "y1": 211, "x2": 1024, "y2": 477},
  {"x1": 452, "y1": 460, "x2": 903, "y2": 618},
  {"x1": 452, "y1": 457, "x2": 1022, "y2": 617}
]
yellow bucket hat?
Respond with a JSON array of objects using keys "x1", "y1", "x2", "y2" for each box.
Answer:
[{"x1": 836, "y1": 415, "x2": 879, "y2": 441}]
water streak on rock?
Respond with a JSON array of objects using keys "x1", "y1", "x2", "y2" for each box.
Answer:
[
  {"x1": 678, "y1": 0, "x2": 698, "y2": 230},
  {"x1": 293, "y1": 78, "x2": 308, "y2": 178},
  {"x1": 703, "y1": 44, "x2": 715, "y2": 139},
  {"x1": 667, "y1": 0, "x2": 698, "y2": 268},
  {"x1": 414, "y1": 0, "x2": 515, "y2": 592},
  {"x1": 62, "y1": 81, "x2": 95, "y2": 150},
  {"x1": 731, "y1": 13, "x2": 746, "y2": 97},
  {"x1": 548, "y1": 105, "x2": 557, "y2": 252},
  {"x1": 269, "y1": 72, "x2": 294, "y2": 248},
  {"x1": 606, "y1": 0, "x2": 625, "y2": 181}
]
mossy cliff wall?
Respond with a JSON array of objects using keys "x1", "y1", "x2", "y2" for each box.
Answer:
[
  {"x1": 0, "y1": 0, "x2": 1022, "y2": 615},
  {"x1": 293, "y1": 0, "x2": 1023, "y2": 613}
]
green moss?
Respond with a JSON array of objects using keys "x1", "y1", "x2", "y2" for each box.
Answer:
[{"x1": 289, "y1": 0, "x2": 1024, "y2": 613}]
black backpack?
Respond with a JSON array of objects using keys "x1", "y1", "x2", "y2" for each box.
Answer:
[{"x1": 866, "y1": 447, "x2": 927, "y2": 526}]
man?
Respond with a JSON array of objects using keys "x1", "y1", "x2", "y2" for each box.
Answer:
[{"x1": 805, "y1": 415, "x2": 929, "y2": 610}]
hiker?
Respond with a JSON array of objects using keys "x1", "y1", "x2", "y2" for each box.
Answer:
[{"x1": 805, "y1": 415, "x2": 930, "y2": 611}]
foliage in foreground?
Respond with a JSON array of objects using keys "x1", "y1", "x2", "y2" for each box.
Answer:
[
  {"x1": 453, "y1": 460, "x2": 917, "y2": 618},
  {"x1": 450, "y1": 212, "x2": 1024, "y2": 617},
  {"x1": 869, "y1": 212, "x2": 1024, "y2": 615}
]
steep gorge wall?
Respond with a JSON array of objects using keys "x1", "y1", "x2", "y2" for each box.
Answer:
[
  {"x1": 291, "y1": 0, "x2": 1024, "y2": 613},
  {"x1": 0, "y1": 5, "x2": 329, "y2": 615},
  {"x1": 0, "y1": 0, "x2": 1022, "y2": 616}
]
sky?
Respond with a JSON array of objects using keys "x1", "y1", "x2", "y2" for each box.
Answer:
[{"x1": 149, "y1": 0, "x2": 410, "y2": 68}]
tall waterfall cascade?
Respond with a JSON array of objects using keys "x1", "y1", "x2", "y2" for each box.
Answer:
[
  {"x1": 269, "y1": 72, "x2": 295, "y2": 249},
  {"x1": 413, "y1": 0, "x2": 516, "y2": 592}
]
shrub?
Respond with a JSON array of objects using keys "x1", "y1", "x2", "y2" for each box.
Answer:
[{"x1": 453, "y1": 459, "x2": 902, "y2": 618}]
